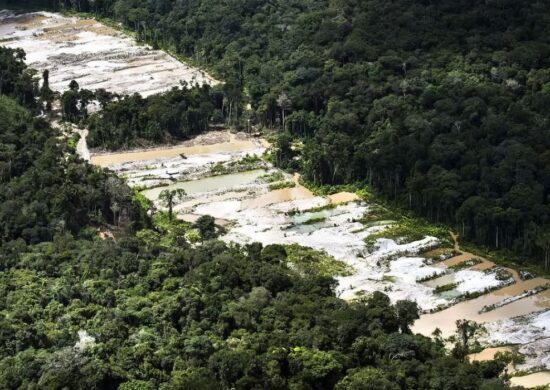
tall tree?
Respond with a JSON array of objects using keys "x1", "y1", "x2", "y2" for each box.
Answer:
[{"x1": 159, "y1": 189, "x2": 186, "y2": 220}]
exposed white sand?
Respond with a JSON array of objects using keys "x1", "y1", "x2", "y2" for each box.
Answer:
[
  {"x1": 86, "y1": 126, "x2": 550, "y2": 377},
  {"x1": 454, "y1": 269, "x2": 503, "y2": 294},
  {"x1": 0, "y1": 10, "x2": 218, "y2": 96}
]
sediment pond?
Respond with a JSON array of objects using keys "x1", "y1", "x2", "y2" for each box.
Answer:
[
  {"x1": 104, "y1": 135, "x2": 550, "y2": 386},
  {"x1": 5, "y1": 9, "x2": 549, "y2": 386}
]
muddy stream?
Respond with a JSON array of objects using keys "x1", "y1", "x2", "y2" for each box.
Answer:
[{"x1": 5, "y1": 9, "x2": 549, "y2": 388}]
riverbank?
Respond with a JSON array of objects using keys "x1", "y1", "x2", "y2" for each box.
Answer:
[
  {"x1": 90, "y1": 130, "x2": 259, "y2": 166},
  {"x1": 84, "y1": 127, "x2": 550, "y2": 387},
  {"x1": 5, "y1": 6, "x2": 548, "y2": 385}
]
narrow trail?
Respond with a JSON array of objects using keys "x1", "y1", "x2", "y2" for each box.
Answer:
[{"x1": 76, "y1": 129, "x2": 90, "y2": 161}]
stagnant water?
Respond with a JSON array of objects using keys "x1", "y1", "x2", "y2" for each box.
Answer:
[
  {"x1": 412, "y1": 278, "x2": 550, "y2": 337},
  {"x1": 106, "y1": 141, "x2": 550, "y2": 387},
  {"x1": 142, "y1": 169, "x2": 266, "y2": 200},
  {"x1": 241, "y1": 185, "x2": 314, "y2": 209},
  {"x1": 8, "y1": 7, "x2": 549, "y2": 386},
  {"x1": 510, "y1": 372, "x2": 550, "y2": 388},
  {"x1": 91, "y1": 139, "x2": 258, "y2": 166},
  {"x1": 468, "y1": 346, "x2": 513, "y2": 362}
]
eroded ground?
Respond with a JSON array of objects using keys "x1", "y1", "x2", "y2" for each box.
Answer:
[
  {"x1": 92, "y1": 132, "x2": 550, "y2": 387},
  {"x1": 5, "y1": 8, "x2": 549, "y2": 386},
  {"x1": 0, "y1": 10, "x2": 218, "y2": 96}
]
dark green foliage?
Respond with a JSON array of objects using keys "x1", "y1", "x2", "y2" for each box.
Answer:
[
  {"x1": 192, "y1": 215, "x2": 218, "y2": 241},
  {"x1": 0, "y1": 3, "x2": 543, "y2": 387},
  {"x1": 0, "y1": 79, "x2": 509, "y2": 389},
  {"x1": 86, "y1": 86, "x2": 214, "y2": 149},
  {"x1": 20, "y1": 0, "x2": 550, "y2": 265},
  {"x1": 0, "y1": 232, "x2": 510, "y2": 389},
  {"x1": 0, "y1": 95, "x2": 146, "y2": 243},
  {"x1": 0, "y1": 46, "x2": 37, "y2": 109}
]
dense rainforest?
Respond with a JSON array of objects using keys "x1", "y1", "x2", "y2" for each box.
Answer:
[
  {"x1": 0, "y1": 47, "x2": 145, "y2": 243},
  {"x1": 55, "y1": 80, "x2": 216, "y2": 149},
  {"x1": 85, "y1": 85, "x2": 216, "y2": 150},
  {"x1": 0, "y1": 47, "x2": 514, "y2": 389},
  {"x1": 6, "y1": 0, "x2": 549, "y2": 268}
]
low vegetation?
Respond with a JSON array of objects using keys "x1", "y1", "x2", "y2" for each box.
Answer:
[
  {"x1": 0, "y1": 56, "x2": 514, "y2": 386},
  {"x1": 268, "y1": 180, "x2": 296, "y2": 191},
  {"x1": 210, "y1": 155, "x2": 265, "y2": 176},
  {"x1": 448, "y1": 258, "x2": 484, "y2": 271},
  {"x1": 417, "y1": 271, "x2": 447, "y2": 284},
  {"x1": 257, "y1": 171, "x2": 284, "y2": 184},
  {"x1": 287, "y1": 203, "x2": 337, "y2": 217},
  {"x1": 434, "y1": 283, "x2": 458, "y2": 294},
  {"x1": 302, "y1": 217, "x2": 327, "y2": 225},
  {"x1": 421, "y1": 247, "x2": 461, "y2": 263},
  {"x1": 15, "y1": 0, "x2": 550, "y2": 269},
  {"x1": 364, "y1": 217, "x2": 449, "y2": 248},
  {"x1": 285, "y1": 244, "x2": 353, "y2": 278}
]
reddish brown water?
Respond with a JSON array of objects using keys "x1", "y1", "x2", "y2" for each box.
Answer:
[
  {"x1": 241, "y1": 186, "x2": 314, "y2": 209},
  {"x1": 510, "y1": 372, "x2": 550, "y2": 388},
  {"x1": 91, "y1": 140, "x2": 258, "y2": 166},
  {"x1": 328, "y1": 192, "x2": 359, "y2": 204},
  {"x1": 413, "y1": 278, "x2": 550, "y2": 337},
  {"x1": 468, "y1": 346, "x2": 513, "y2": 362}
]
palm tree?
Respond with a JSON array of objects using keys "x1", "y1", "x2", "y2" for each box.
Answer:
[{"x1": 159, "y1": 189, "x2": 187, "y2": 221}]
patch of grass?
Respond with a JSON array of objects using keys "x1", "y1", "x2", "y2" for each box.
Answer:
[
  {"x1": 494, "y1": 267, "x2": 513, "y2": 281},
  {"x1": 234, "y1": 154, "x2": 262, "y2": 165},
  {"x1": 365, "y1": 216, "x2": 449, "y2": 247},
  {"x1": 258, "y1": 171, "x2": 284, "y2": 183},
  {"x1": 210, "y1": 155, "x2": 265, "y2": 176},
  {"x1": 67, "y1": 132, "x2": 79, "y2": 151},
  {"x1": 448, "y1": 258, "x2": 483, "y2": 271},
  {"x1": 140, "y1": 175, "x2": 167, "y2": 181},
  {"x1": 301, "y1": 180, "x2": 363, "y2": 196},
  {"x1": 268, "y1": 181, "x2": 296, "y2": 191},
  {"x1": 285, "y1": 244, "x2": 353, "y2": 278},
  {"x1": 422, "y1": 247, "x2": 460, "y2": 263},
  {"x1": 359, "y1": 204, "x2": 400, "y2": 225},
  {"x1": 382, "y1": 274, "x2": 397, "y2": 283},
  {"x1": 461, "y1": 242, "x2": 550, "y2": 279},
  {"x1": 210, "y1": 162, "x2": 229, "y2": 175},
  {"x1": 302, "y1": 217, "x2": 326, "y2": 225},
  {"x1": 417, "y1": 271, "x2": 447, "y2": 283},
  {"x1": 286, "y1": 203, "x2": 336, "y2": 216},
  {"x1": 433, "y1": 283, "x2": 457, "y2": 294}
]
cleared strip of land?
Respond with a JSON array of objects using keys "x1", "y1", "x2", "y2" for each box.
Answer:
[{"x1": 0, "y1": 10, "x2": 218, "y2": 96}]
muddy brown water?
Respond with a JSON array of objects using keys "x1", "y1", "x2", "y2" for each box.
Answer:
[
  {"x1": 328, "y1": 192, "x2": 359, "y2": 204},
  {"x1": 241, "y1": 185, "x2": 314, "y2": 209},
  {"x1": 87, "y1": 134, "x2": 550, "y2": 377},
  {"x1": 414, "y1": 231, "x2": 548, "y2": 337},
  {"x1": 413, "y1": 278, "x2": 550, "y2": 337},
  {"x1": 91, "y1": 140, "x2": 258, "y2": 166},
  {"x1": 510, "y1": 372, "x2": 550, "y2": 388},
  {"x1": 468, "y1": 346, "x2": 514, "y2": 362}
]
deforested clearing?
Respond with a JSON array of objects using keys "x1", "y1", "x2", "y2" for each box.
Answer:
[{"x1": 0, "y1": 10, "x2": 219, "y2": 96}]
